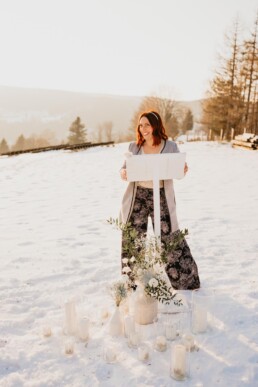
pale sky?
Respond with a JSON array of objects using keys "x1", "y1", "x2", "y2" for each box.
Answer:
[{"x1": 0, "y1": 0, "x2": 257, "y2": 100}]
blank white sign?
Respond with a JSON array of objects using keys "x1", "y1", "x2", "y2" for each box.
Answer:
[{"x1": 126, "y1": 153, "x2": 186, "y2": 182}]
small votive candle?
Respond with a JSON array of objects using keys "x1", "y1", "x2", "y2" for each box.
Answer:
[
  {"x1": 42, "y1": 326, "x2": 52, "y2": 338},
  {"x1": 154, "y1": 336, "x2": 167, "y2": 352},
  {"x1": 124, "y1": 316, "x2": 135, "y2": 338},
  {"x1": 103, "y1": 346, "x2": 117, "y2": 363},
  {"x1": 170, "y1": 343, "x2": 189, "y2": 381},
  {"x1": 182, "y1": 334, "x2": 195, "y2": 352},
  {"x1": 77, "y1": 317, "x2": 89, "y2": 342},
  {"x1": 138, "y1": 344, "x2": 150, "y2": 362},
  {"x1": 128, "y1": 332, "x2": 140, "y2": 348},
  {"x1": 64, "y1": 340, "x2": 74, "y2": 355}
]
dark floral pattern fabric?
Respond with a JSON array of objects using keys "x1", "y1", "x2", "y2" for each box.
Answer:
[
  {"x1": 164, "y1": 230, "x2": 200, "y2": 290},
  {"x1": 122, "y1": 186, "x2": 200, "y2": 290}
]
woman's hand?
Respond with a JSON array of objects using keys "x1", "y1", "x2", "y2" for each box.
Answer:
[
  {"x1": 184, "y1": 162, "x2": 188, "y2": 175},
  {"x1": 120, "y1": 168, "x2": 127, "y2": 181}
]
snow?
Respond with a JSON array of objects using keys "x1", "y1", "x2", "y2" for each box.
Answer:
[{"x1": 0, "y1": 142, "x2": 258, "y2": 387}]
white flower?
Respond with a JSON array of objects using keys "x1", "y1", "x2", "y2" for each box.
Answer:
[
  {"x1": 122, "y1": 258, "x2": 129, "y2": 264},
  {"x1": 130, "y1": 256, "x2": 136, "y2": 263},
  {"x1": 148, "y1": 278, "x2": 159, "y2": 288},
  {"x1": 122, "y1": 267, "x2": 131, "y2": 274}
]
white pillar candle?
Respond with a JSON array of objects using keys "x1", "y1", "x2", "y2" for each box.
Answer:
[
  {"x1": 154, "y1": 336, "x2": 167, "y2": 352},
  {"x1": 194, "y1": 305, "x2": 208, "y2": 333},
  {"x1": 165, "y1": 324, "x2": 177, "y2": 341},
  {"x1": 64, "y1": 300, "x2": 77, "y2": 335},
  {"x1": 172, "y1": 344, "x2": 187, "y2": 380},
  {"x1": 124, "y1": 316, "x2": 135, "y2": 338},
  {"x1": 78, "y1": 317, "x2": 89, "y2": 341}
]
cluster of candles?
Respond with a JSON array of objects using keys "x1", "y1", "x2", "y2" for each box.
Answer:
[
  {"x1": 41, "y1": 291, "x2": 211, "y2": 381},
  {"x1": 122, "y1": 312, "x2": 196, "y2": 380},
  {"x1": 42, "y1": 299, "x2": 90, "y2": 355}
]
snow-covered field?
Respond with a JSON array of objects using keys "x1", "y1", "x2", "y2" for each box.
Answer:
[{"x1": 0, "y1": 141, "x2": 258, "y2": 387}]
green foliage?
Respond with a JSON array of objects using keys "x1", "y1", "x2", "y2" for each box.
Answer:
[
  {"x1": 109, "y1": 279, "x2": 128, "y2": 307},
  {"x1": 107, "y1": 217, "x2": 187, "y2": 305}
]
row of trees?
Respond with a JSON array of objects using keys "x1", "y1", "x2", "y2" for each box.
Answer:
[
  {"x1": 0, "y1": 117, "x2": 114, "y2": 154},
  {"x1": 0, "y1": 134, "x2": 51, "y2": 154},
  {"x1": 67, "y1": 117, "x2": 114, "y2": 144},
  {"x1": 202, "y1": 13, "x2": 258, "y2": 139}
]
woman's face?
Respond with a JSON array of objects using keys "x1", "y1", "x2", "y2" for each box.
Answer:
[{"x1": 139, "y1": 116, "x2": 153, "y2": 141}]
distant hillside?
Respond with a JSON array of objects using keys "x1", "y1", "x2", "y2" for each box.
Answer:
[{"x1": 0, "y1": 85, "x2": 203, "y2": 145}]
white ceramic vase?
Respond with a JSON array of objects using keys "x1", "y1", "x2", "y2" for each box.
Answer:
[{"x1": 134, "y1": 287, "x2": 158, "y2": 325}]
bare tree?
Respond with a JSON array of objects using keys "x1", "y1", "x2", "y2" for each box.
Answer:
[
  {"x1": 241, "y1": 12, "x2": 258, "y2": 131},
  {"x1": 129, "y1": 87, "x2": 181, "y2": 140}
]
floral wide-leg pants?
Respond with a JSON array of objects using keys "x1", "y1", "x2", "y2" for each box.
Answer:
[{"x1": 121, "y1": 186, "x2": 200, "y2": 290}]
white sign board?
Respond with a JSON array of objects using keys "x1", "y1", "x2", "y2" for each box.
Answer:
[
  {"x1": 125, "y1": 152, "x2": 186, "y2": 237},
  {"x1": 126, "y1": 153, "x2": 186, "y2": 182}
]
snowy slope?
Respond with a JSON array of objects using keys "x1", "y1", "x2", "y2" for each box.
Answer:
[{"x1": 0, "y1": 142, "x2": 257, "y2": 386}]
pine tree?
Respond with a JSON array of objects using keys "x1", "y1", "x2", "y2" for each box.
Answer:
[
  {"x1": 12, "y1": 134, "x2": 26, "y2": 151},
  {"x1": 67, "y1": 117, "x2": 87, "y2": 145},
  {"x1": 0, "y1": 138, "x2": 9, "y2": 154},
  {"x1": 181, "y1": 109, "x2": 194, "y2": 133}
]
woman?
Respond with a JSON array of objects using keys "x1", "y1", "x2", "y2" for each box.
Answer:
[{"x1": 119, "y1": 111, "x2": 200, "y2": 290}]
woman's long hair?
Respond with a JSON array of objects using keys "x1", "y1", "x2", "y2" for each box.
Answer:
[{"x1": 136, "y1": 111, "x2": 168, "y2": 146}]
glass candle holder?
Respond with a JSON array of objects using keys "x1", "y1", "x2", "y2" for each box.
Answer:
[
  {"x1": 170, "y1": 343, "x2": 190, "y2": 381},
  {"x1": 154, "y1": 336, "x2": 167, "y2": 352},
  {"x1": 77, "y1": 317, "x2": 90, "y2": 342},
  {"x1": 182, "y1": 333, "x2": 196, "y2": 352},
  {"x1": 191, "y1": 289, "x2": 215, "y2": 334},
  {"x1": 124, "y1": 315, "x2": 135, "y2": 338},
  {"x1": 64, "y1": 339, "x2": 75, "y2": 355},
  {"x1": 128, "y1": 332, "x2": 141, "y2": 349},
  {"x1": 64, "y1": 299, "x2": 77, "y2": 335},
  {"x1": 164, "y1": 321, "x2": 179, "y2": 341},
  {"x1": 102, "y1": 344, "x2": 117, "y2": 363}
]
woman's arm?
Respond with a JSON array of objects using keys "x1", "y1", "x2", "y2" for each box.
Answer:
[
  {"x1": 120, "y1": 143, "x2": 133, "y2": 181},
  {"x1": 120, "y1": 168, "x2": 127, "y2": 181}
]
